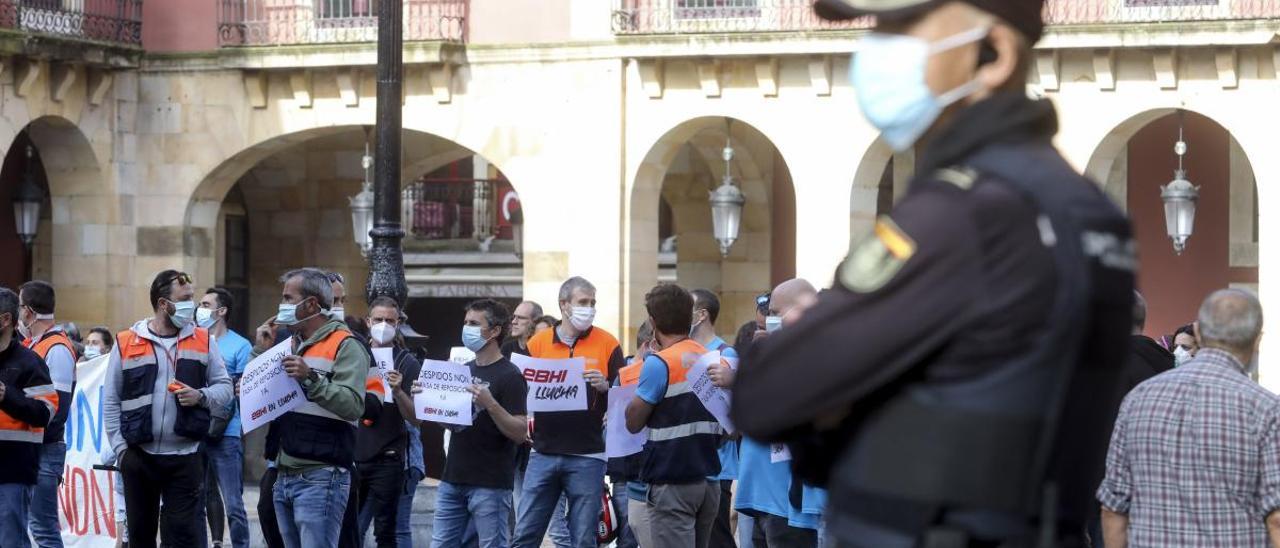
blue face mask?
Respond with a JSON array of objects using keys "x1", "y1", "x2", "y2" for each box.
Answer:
[
  {"x1": 169, "y1": 300, "x2": 196, "y2": 330},
  {"x1": 851, "y1": 26, "x2": 989, "y2": 152},
  {"x1": 462, "y1": 325, "x2": 491, "y2": 353}
]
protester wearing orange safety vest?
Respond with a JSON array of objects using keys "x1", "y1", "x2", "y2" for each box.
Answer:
[
  {"x1": 627, "y1": 284, "x2": 722, "y2": 548},
  {"x1": 251, "y1": 268, "x2": 367, "y2": 548},
  {"x1": 0, "y1": 286, "x2": 58, "y2": 548},
  {"x1": 18, "y1": 280, "x2": 77, "y2": 548},
  {"x1": 613, "y1": 321, "x2": 654, "y2": 548},
  {"x1": 103, "y1": 270, "x2": 233, "y2": 548}
]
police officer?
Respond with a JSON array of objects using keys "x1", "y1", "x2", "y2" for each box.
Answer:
[{"x1": 731, "y1": 1, "x2": 1135, "y2": 547}]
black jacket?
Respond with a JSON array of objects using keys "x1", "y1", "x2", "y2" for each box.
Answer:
[
  {"x1": 0, "y1": 340, "x2": 54, "y2": 485},
  {"x1": 733, "y1": 93, "x2": 1134, "y2": 543},
  {"x1": 1125, "y1": 335, "x2": 1175, "y2": 393}
]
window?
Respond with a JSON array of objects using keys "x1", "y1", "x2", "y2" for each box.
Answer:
[
  {"x1": 675, "y1": 0, "x2": 760, "y2": 19},
  {"x1": 315, "y1": 0, "x2": 374, "y2": 20}
]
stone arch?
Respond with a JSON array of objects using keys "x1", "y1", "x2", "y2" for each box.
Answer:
[
  {"x1": 1084, "y1": 107, "x2": 1261, "y2": 345},
  {"x1": 182, "y1": 124, "x2": 527, "y2": 327},
  {"x1": 0, "y1": 114, "x2": 112, "y2": 325},
  {"x1": 625, "y1": 116, "x2": 796, "y2": 345}
]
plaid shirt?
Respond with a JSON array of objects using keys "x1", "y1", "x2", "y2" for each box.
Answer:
[{"x1": 1097, "y1": 348, "x2": 1280, "y2": 546}]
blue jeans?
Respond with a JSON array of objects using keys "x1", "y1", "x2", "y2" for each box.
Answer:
[
  {"x1": 207, "y1": 436, "x2": 251, "y2": 548},
  {"x1": 273, "y1": 466, "x2": 351, "y2": 548},
  {"x1": 0, "y1": 483, "x2": 33, "y2": 548},
  {"x1": 512, "y1": 464, "x2": 570, "y2": 547},
  {"x1": 29, "y1": 441, "x2": 65, "y2": 548},
  {"x1": 513, "y1": 453, "x2": 605, "y2": 548},
  {"x1": 431, "y1": 482, "x2": 512, "y2": 548},
  {"x1": 397, "y1": 468, "x2": 424, "y2": 548}
]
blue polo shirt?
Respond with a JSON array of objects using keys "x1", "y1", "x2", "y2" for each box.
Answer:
[{"x1": 215, "y1": 329, "x2": 253, "y2": 438}]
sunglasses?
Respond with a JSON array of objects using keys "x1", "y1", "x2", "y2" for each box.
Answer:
[{"x1": 164, "y1": 272, "x2": 192, "y2": 287}]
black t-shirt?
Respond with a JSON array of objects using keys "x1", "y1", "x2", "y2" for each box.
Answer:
[
  {"x1": 500, "y1": 338, "x2": 530, "y2": 360},
  {"x1": 355, "y1": 346, "x2": 422, "y2": 463},
  {"x1": 442, "y1": 357, "x2": 528, "y2": 488}
]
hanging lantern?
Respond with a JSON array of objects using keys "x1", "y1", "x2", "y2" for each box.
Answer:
[
  {"x1": 1160, "y1": 113, "x2": 1199, "y2": 256},
  {"x1": 710, "y1": 119, "x2": 745, "y2": 258},
  {"x1": 349, "y1": 139, "x2": 375, "y2": 256},
  {"x1": 12, "y1": 146, "x2": 43, "y2": 248}
]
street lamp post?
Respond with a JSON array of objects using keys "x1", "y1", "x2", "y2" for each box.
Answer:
[
  {"x1": 366, "y1": 0, "x2": 408, "y2": 306},
  {"x1": 12, "y1": 146, "x2": 43, "y2": 279}
]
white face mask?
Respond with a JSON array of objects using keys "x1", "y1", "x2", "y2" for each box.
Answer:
[
  {"x1": 83, "y1": 345, "x2": 103, "y2": 360},
  {"x1": 369, "y1": 322, "x2": 396, "y2": 346},
  {"x1": 765, "y1": 316, "x2": 783, "y2": 333},
  {"x1": 569, "y1": 306, "x2": 596, "y2": 331},
  {"x1": 1173, "y1": 346, "x2": 1193, "y2": 367},
  {"x1": 196, "y1": 307, "x2": 218, "y2": 329},
  {"x1": 330, "y1": 307, "x2": 345, "y2": 321}
]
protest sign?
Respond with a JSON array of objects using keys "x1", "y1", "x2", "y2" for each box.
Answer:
[
  {"x1": 58, "y1": 355, "x2": 118, "y2": 547},
  {"x1": 510, "y1": 354, "x2": 588, "y2": 413},
  {"x1": 606, "y1": 384, "x2": 646, "y2": 458},
  {"x1": 372, "y1": 347, "x2": 395, "y2": 402},
  {"x1": 449, "y1": 346, "x2": 476, "y2": 365},
  {"x1": 688, "y1": 351, "x2": 734, "y2": 433},
  {"x1": 415, "y1": 359, "x2": 474, "y2": 427},
  {"x1": 239, "y1": 339, "x2": 305, "y2": 434}
]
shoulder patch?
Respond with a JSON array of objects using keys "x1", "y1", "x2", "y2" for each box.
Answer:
[
  {"x1": 839, "y1": 217, "x2": 917, "y2": 294},
  {"x1": 933, "y1": 167, "x2": 978, "y2": 190}
]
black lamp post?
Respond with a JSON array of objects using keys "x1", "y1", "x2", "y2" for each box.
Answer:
[
  {"x1": 365, "y1": 0, "x2": 408, "y2": 307},
  {"x1": 12, "y1": 146, "x2": 43, "y2": 279}
]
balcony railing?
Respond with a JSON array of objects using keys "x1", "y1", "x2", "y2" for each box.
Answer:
[
  {"x1": 218, "y1": 0, "x2": 466, "y2": 47},
  {"x1": 0, "y1": 0, "x2": 142, "y2": 46},
  {"x1": 612, "y1": 0, "x2": 1280, "y2": 34},
  {"x1": 402, "y1": 178, "x2": 519, "y2": 243}
]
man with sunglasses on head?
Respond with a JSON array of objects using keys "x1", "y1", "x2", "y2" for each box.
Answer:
[
  {"x1": 733, "y1": 2, "x2": 1134, "y2": 546},
  {"x1": 103, "y1": 270, "x2": 234, "y2": 548}
]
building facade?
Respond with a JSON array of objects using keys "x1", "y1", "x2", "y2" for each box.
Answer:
[{"x1": 0, "y1": 0, "x2": 1275, "y2": 382}]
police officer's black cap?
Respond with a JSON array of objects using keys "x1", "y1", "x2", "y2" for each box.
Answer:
[{"x1": 814, "y1": 0, "x2": 1046, "y2": 43}]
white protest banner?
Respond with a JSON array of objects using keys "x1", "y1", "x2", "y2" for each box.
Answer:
[
  {"x1": 688, "y1": 351, "x2": 734, "y2": 433},
  {"x1": 58, "y1": 355, "x2": 119, "y2": 548},
  {"x1": 510, "y1": 354, "x2": 588, "y2": 413},
  {"x1": 239, "y1": 339, "x2": 305, "y2": 434},
  {"x1": 415, "y1": 359, "x2": 474, "y2": 426},
  {"x1": 770, "y1": 443, "x2": 792, "y2": 463},
  {"x1": 449, "y1": 346, "x2": 476, "y2": 365},
  {"x1": 371, "y1": 347, "x2": 395, "y2": 402},
  {"x1": 606, "y1": 384, "x2": 646, "y2": 458}
]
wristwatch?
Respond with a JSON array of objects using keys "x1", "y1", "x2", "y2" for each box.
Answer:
[{"x1": 305, "y1": 370, "x2": 322, "y2": 385}]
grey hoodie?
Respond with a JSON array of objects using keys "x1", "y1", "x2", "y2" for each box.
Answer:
[{"x1": 103, "y1": 319, "x2": 233, "y2": 459}]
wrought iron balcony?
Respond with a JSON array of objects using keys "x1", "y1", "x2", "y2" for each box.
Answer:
[
  {"x1": 218, "y1": 0, "x2": 467, "y2": 47},
  {"x1": 612, "y1": 0, "x2": 1280, "y2": 35},
  {"x1": 0, "y1": 0, "x2": 142, "y2": 46}
]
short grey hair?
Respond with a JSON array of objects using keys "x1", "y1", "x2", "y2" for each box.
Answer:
[
  {"x1": 0, "y1": 287, "x2": 17, "y2": 326},
  {"x1": 1197, "y1": 289, "x2": 1263, "y2": 353},
  {"x1": 280, "y1": 268, "x2": 334, "y2": 310},
  {"x1": 558, "y1": 276, "x2": 596, "y2": 303}
]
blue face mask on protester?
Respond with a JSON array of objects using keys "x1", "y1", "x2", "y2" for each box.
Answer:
[
  {"x1": 169, "y1": 300, "x2": 196, "y2": 330},
  {"x1": 851, "y1": 26, "x2": 989, "y2": 152},
  {"x1": 462, "y1": 325, "x2": 491, "y2": 352}
]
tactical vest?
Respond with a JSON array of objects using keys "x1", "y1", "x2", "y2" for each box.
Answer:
[
  {"x1": 276, "y1": 329, "x2": 358, "y2": 467},
  {"x1": 605, "y1": 359, "x2": 645, "y2": 481},
  {"x1": 640, "y1": 339, "x2": 723, "y2": 484},
  {"x1": 835, "y1": 142, "x2": 1133, "y2": 539},
  {"x1": 116, "y1": 328, "x2": 212, "y2": 445}
]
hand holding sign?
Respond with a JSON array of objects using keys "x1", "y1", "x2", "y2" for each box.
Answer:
[
  {"x1": 606, "y1": 385, "x2": 645, "y2": 458},
  {"x1": 510, "y1": 354, "x2": 588, "y2": 413},
  {"x1": 688, "y1": 351, "x2": 734, "y2": 433},
  {"x1": 415, "y1": 360, "x2": 473, "y2": 427},
  {"x1": 240, "y1": 339, "x2": 306, "y2": 434},
  {"x1": 372, "y1": 347, "x2": 395, "y2": 402},
  {"x1": 282, "y1": 355, "x2": 311, "y2": 380}
]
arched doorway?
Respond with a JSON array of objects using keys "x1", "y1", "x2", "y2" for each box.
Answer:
[
  {"x1": 849, "y1": 138, "x2": 914, "y2": 242},
  {"x1": 627, "y1": 117, "x2": 796, "y2": 346},
  {"x1": 1087, "y1": 110, "x2": 1259, "y2": 340},
  {"x1": 0, "y1": 130, "x2": 51, "y2": 288}
]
